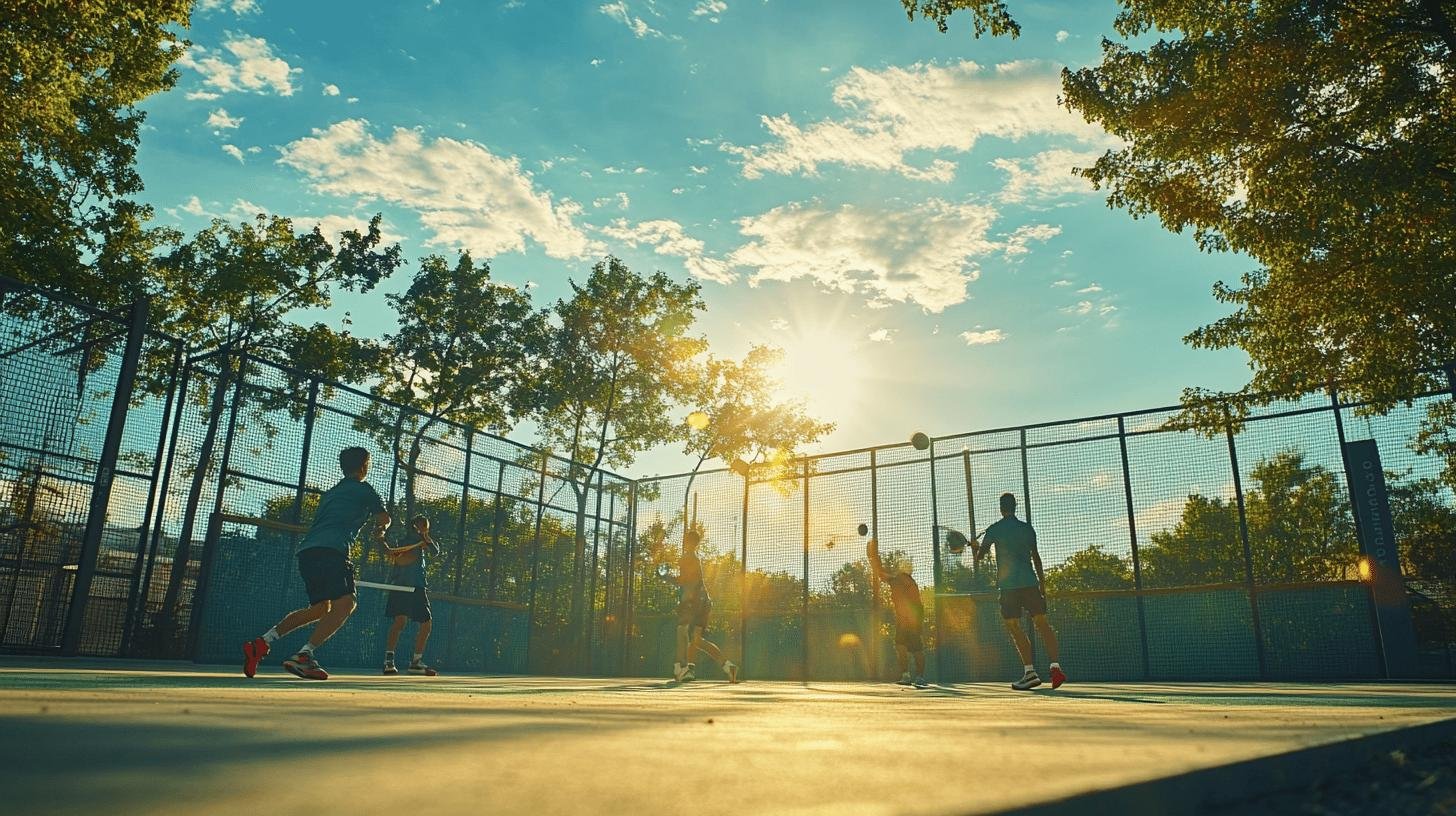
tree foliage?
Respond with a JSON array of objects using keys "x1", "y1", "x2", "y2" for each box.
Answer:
[
  {"x1": 898, "y1": 0, "x2": 1019, "y2": 37},
  {"x1": 0, "y1": 0, "x2": 190, "y2": 302}
]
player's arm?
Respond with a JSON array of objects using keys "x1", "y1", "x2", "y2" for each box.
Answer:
[
  {"x1": 975, "y1": 531, "x2": 992, "y2": 562},
  {"x1": 420, "y1": 529, "x2": 441, "y2": 555},
  {"x1": 865, "y1": 537, "x2": 889, "y2": 581},
  {"x1": 1030, "y1": 530, "x2": 1046, "y2": 592}
]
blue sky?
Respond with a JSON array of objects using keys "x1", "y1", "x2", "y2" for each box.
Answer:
[{"x1": 136, "y1": 0, "x2": 1255, "y2": 478}]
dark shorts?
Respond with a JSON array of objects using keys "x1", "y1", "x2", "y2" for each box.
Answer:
[
  {"x1": 677, "y1": 593, "x2": 711, "y2": 629},
  {"x1": 297, "y1": 548, "x2": 356, "y2": 605},
  {"x1": 385, "y1": 587, "x2": 432, "y2": 623},
  {"x1": 895, "y1": 624, "x2": 924, "y2": 653},
  {"x1": 999, "y1": 586, "x2": 1047, "y2": 620}
]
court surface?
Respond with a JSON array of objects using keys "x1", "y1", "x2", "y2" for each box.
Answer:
[{"x1": 2, "y1": 659, "x2": 1453, "y2": 816}]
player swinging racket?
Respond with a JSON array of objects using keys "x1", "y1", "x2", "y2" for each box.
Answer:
[
  {"x1": 242, "y1": 446, "x2": 390, "y2": 680},
  {"x1": 866, "y1": 535, "x2": 927, "y2": 687},
  {"x1": 381, "y1": 514, "x2": 440, "y2": 676},
  {"x1": 672, "y1": 528, "x2": 739, "y2": 683},
  {"x1": 976, "y1": 492, "x2": 1065, "y2": 690}
]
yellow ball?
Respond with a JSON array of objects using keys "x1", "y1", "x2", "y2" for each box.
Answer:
[{"x1": 686, "y1": 411, "x2": 710, "y2": 430}]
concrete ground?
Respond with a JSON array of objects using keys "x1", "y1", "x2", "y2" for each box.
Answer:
[{"x1": 1, "y1": 659, "x2": 1453, "y2": 816}]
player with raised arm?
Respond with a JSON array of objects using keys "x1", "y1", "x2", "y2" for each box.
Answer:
[
  {"x1": 241, "y1": 446, "x2": 390, "y2": 680},
  {"x1": 381, "y1": 514, "x2": 440, "y2": 676},
  {"x1": 867, "y1": 535, "x2": 927, "y2": 687},
  {"x1": 976, "y1": 492, "x2": 1065, "y2": 690},
  {"x1": 672, "y1": 528, "x2": 739, "y2": 683}
]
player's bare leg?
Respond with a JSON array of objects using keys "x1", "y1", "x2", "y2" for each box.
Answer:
[
  {"x1": 244, "y1": 600, "x2": 328, "y2": 677},
  {"x1": 1032, "y1": 614, "x2": 1065, "y2": 688},
  {"x1": 383, "y1": 615, "x2": 407, "y2": 674},
  {"x1": 1003, "y1": 618, "x2": 1042, "y2": 690},
  {"x1": 895, "y1": 644, "x2": 912, "y2": 684},
  {"x1": 912, "y1": 649, "x2": 926, "y2": 684},
  {"x1": 306, "y1": 595, "x2": 356, "y2": 649},
  {"x1": 413, "y1": 619, "x2": 432, "y2": 655},
  {"x1": 690, "y1": 630, "x2": 738, "y2": 682},
  {"x1": 674, "y1": 623, "x2": 691, "y2": 681},
  {"x1": 406, "y1": 619, "x2": 437, "y2": 675}
]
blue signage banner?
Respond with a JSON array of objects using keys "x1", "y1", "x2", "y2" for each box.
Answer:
[{"x1": 1343, "y1": 440, "x2": 1419, "y2": 678}]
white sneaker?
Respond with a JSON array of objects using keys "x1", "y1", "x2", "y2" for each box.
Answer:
[
  {"x1": 1011, "y1": 670, "x2": 1042, "y2": 691},
  {"x1": 682, "y1": 663, "x2": 697, "y2": 682},
  {"x1": 723, "y1": 660, "x2": 739, "y2": 684},
  {"x1": 673, "y1": 662, "x2": 688, "y2": 682},
  {"x1": 896, "y1": 672, "x2": 913, "y2": 686}
]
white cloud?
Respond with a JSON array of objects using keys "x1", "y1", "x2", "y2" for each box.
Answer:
[
  {"x1": 689, "y1": 165, "x2": 709, "y2": 175},
  {"x1": 992, "y1": 148, "x2": 1102, "y2": 203},
  {"x1": 180, "y1": 196, "x2": 209, "y2": 216},
  {"x1": 1051, "y1": 279, "x2": 1073, "y2": 287},
  {"x1": 346, "y1": 97, "x2": 360, "y2": 104},
  {"x1": 723, "y1": 60, "x2": 1109, "y2": 182},
  {"x1": 222, "y1": 144, "x2": 246, "y2": 163},
  {"x1": 1002, "y1": 223, "x2": 1060, "y2": 259},
  {"x1": 197, "y1": 0, "x2": 261, "y2": 14},
  {"x1": 322, "y1": 83, "x2": 340, "y2": 96},
  {"x1": 1056, "y1": 30, "x2": 1070, "y2": 42},
  {"x1": 693, "y1": 0, "x2": 726, "y2": 21},
  {"x1": 961, "y1": 329, "x2": 1006, "y2": 345},
  {"x1": 593, "y1": 192, "x2": 631, "y2": 210},
  {"x1": 590, "y1": 58, "x2": 604, "y2": 66},
  {"x1": 185, "y1": 90, "x2": 221, "y2": 101},
  {"x1": 1077, "y1": 283, "x2": 1102, "y2": 294},
  {"x1": 1063, "y1": 300, "x2": 1094, "y2": 316},
  {"x1": 206, "y1": 108, "x2": 244, "y2": 131},
  {"x1": 600, "y1": 218, "x2": 735, "y2": 284},
  {"x1": 867, "y1": 328, "x2": 896, "y2": 343},
  {"x1": 769, "y1": 318, "x2": 790, "y2": 331},
  {"x1": 279, "y1": 119, "x2": 598, "y2": 259},
  {"x1": 729, "y1": 198, "x2": 998, "y2": 313},
  {"x1": 178, "y1": 35, "x2": 300, "y2": 96},
  {"x1": 671, "y1": 187, "x2": 686, "y2": 194},
  {"x1": 599, "y1": 2, "x2": 665, "y2": 38}
]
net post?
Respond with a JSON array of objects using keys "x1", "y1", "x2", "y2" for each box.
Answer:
[
  {"x1": 621, "y1": 479, "x2": 637, "y2": 676},
  {"x1": 486, "y1": 460, "x2": 506, "y2": 602},
  {"x1": 444, "y1": 428, "x2": 474, "y2": 669},
  {"x1": 1020, "y1": 428, "x2": 1036, "y2": 664},
  {"x1": 62, "y1": 295, "x2": 149, "y2": 655},
  {"x1": 134, "y1": 358, "x2": 193, "y2": 656},
  {"x1": 584, "y1": 470, "x2": 606, "y2": 673},
  {"x1": 1118, "y1": 415, "x2": 1151, "y2": 679},
  {"x1": 1225, "y1": 407, "x2": 1268, "y2": 679}
]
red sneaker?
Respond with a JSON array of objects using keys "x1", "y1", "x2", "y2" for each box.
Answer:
[
  {"x1": 242, "y1": 637, "x2": 270, "y2": 678},
  {"x1": 1050, "y1": 665, "x2": 1067, "y2": 689},
  {"x1": 282, "y1": 652, "x2": 329, "y2": 680}
]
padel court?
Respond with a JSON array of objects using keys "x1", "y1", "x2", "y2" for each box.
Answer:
[{"x1": 2, "y1": 659, "x2": 1453, "y2": 815}]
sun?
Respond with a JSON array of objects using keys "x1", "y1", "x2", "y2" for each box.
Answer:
[{"x1": 770, "y1": 324, "x2": 865, "y2": 420}]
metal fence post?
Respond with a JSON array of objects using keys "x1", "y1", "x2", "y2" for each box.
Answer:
[
  {"x1": 739, "y1": 470, "x2": 750, "y2": 678},
  {"x1": 1020, "y1": 428, "x2": 1036, "y2": 663},
  {"x1": 486, "y1": 461, "x2": 506, "y2": 602},
  {"x1": 62, "y1": 295, "x2": 149, "y2": 655},
  {"x1": 1118, "y1": 416, "x2": 1151, "y2": 679},
  {"x1": 585, "y1": 471, "x2": 606, "y2": 672},
  {"x1": 133, "y1": 358, "x2": 193, "y2": 655},
  {"x1": 122, "y1": 339, "x2": 182, "y2": 656},
  {"x1": 928, "y1": 439, "x2": 943, "y2": 680},
  {"x1": 869, "y1": 449, "x2": 881, "y2": 679},
  {"x1": 1225, "y1": 409, "x2": 1268, "y2": 679},
  {"x1": 445, "y1": 429, "x2": 473, "y2": 667},
  {"x1": 525, "y1": 451, "x2": 549, "y2": 670},
  {"x1": 961, "y1": 447, "x2": 975, "y2": 580},
  {"x1": 186, "y1": 353, "x2": 248, "y2": 660},
  {"x1": 290, "y1": 378, "x2": 321, "y2": 525},
  {"x1": 801, "y1": 459, "x2": 810, "y2": 680},
  {"x1": 621, "y1": 479, "x2": 637, "y2": 675}
]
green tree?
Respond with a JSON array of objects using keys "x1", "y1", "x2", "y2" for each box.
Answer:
[
  {"x1": 366, "y1": 252, "x2": 548, "y2": 520},
  {"x1": 1139, "y1": 494, "x2": 1243, "y2": 587},
  {"x1": 531, "y1": 257, "x2": 707, "y2": 653},
  {"x1": 903, "y1": 0, "x2": 1456, "y2": 482},
  {"x1": 1243, "y1": 451, "x2": 1358, "y2": 583},
  {"x1": 679, "y1": 345, "x2": 834, "y2": 512},
  {"x1": 1, "y1": 0, "x2": 189, "y2": 302},
  {"x1": 1389, "y1": 476, "x2": 1456, "y2": 587},
  {"x1": 1044, "y1": 544, "x2": 1135, "y2": 592}
]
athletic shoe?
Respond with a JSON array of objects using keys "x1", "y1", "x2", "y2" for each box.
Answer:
[
  {"x1": 383, "y1": 661, "x2": 398, "y2": 676},
  {"x1": 896, "y1": 672, "x2": 913, "y2": 686},
  {"x1": 242, "y1": 637, "x2": 269, "y2": 678},
  {"x1": 283, "y1": 652, "x2": 329, "y2": 680},
  {"x1": 407, "y1": 662, "x2": 438, "y2": 676},
  {"x1": 913, "y1": 676, "x2": 929, "y2": 688},
  {"x1": 682, "y1": 663, "x2": 697, "y2": 682},
  {"x1": 1049, "y1": 665, "x2": 1066, "y2": 689},
  {"x1": 673, "y1": 662, "x2": 688, "y2": 682},
  {"x1": 723, "y1": 660, "x2": 739, "y2": 684},
  {"x1": 1011, "y1": 670, "x2": 1042, "y2": 691}
]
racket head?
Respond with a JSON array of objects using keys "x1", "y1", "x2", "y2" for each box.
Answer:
[
  {"x1": 655, "y1": 563, "x2": 673, "y2": 580},
  {"x1": 945, "y1": 529, "x2": 969, "y2": 553},
  {"x1": 857, "y1": 522, "x2": 869, "y2": 537},
  {"x1": 910, "y1": 431, "x2": 930, "y2": 451}
]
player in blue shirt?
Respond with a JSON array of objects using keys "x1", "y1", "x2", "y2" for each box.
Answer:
[
  {"x1": 976, "y1": 492, "x2": 1066, "y2": 690},
  {"x1": 382, "y1": 514, "x2": 440, "y2": 676},
  {"x1": 242, "y1": 446, "x2": 390, "y2": 680}
]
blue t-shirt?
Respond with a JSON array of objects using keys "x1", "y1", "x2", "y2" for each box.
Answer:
[
  {"x1": 389, "y1": 535, "x2": 432, "y2": 589},
  {"x1": 980, "y1": 516, "x2": 1040, "y2": 590},
  {"x1": 296, "y1": 478, "x2": 386, "y2": 555}
]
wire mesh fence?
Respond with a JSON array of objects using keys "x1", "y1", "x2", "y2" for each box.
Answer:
[{"x1": 1, "y1": 275, "x2": 1452, "y2": 681}]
